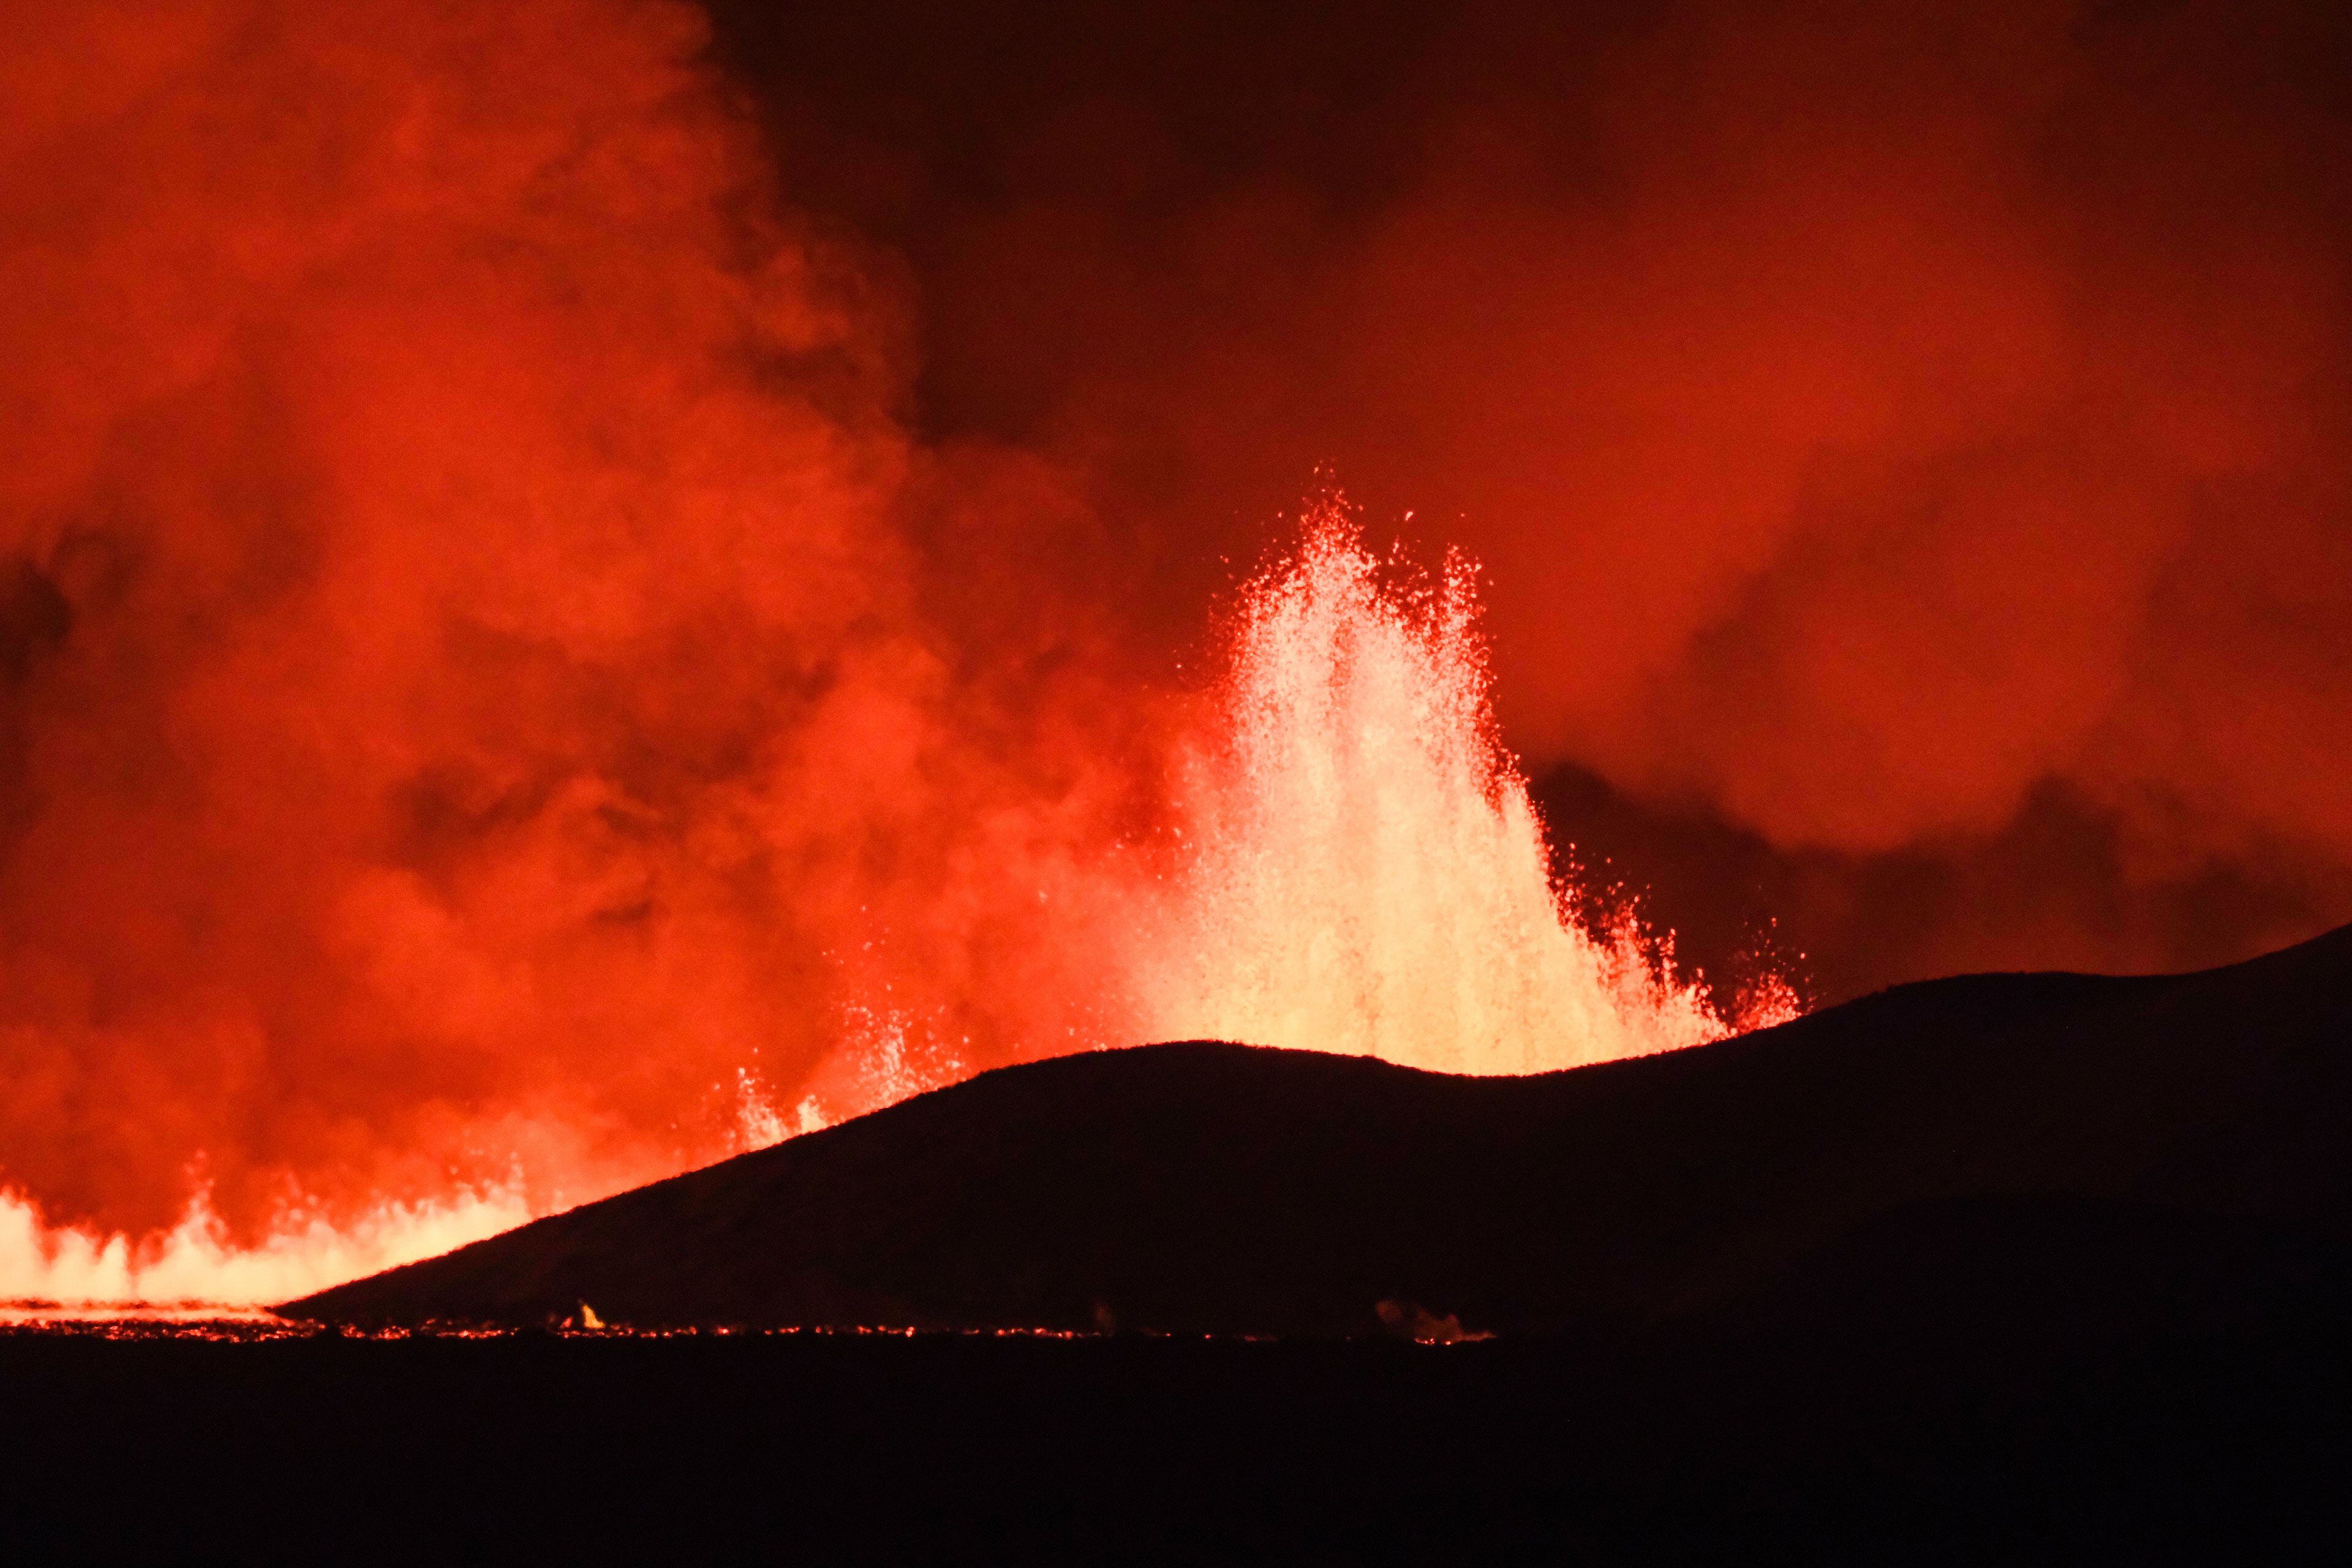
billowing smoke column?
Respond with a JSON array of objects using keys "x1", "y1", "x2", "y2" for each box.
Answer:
[
  {"x1": 0, "y1": 1, "x2": 1768, "y2": 1305},
  {"x1": 0, "y1": 0, "x2": 989, "y2": 1289}
]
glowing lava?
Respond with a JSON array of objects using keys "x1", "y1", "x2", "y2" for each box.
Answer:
[
  {"x1": 1137, "y1": 497, "x2": 1779, "y2": 1074},
  {"x1": 0, "y1": 1187, "x2": 523, "y2": 1311}
]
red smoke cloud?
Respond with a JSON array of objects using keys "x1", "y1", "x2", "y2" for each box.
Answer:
[
  {"x1": 864, "y1": 0, "x2": 2351, "y2": 978},
  {"x1": 1356, "y1": 2, "x2": 2351, "y2": 861},
  {"x1": 0, "y1": 0, "x2": 1150, "y2": 1242}
]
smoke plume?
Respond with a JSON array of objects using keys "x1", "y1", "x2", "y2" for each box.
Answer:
[{"x1": 0, "y1": 0, "x2": 1044, "y2": 1246}]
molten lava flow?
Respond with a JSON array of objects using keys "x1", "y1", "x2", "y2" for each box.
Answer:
[
  {"x1": 1137, "y1": 499, "x2": 1779, "y2": 1074},
  {"x1": 0, "y1": 1187, "x2": 522, "y2": 1309}
]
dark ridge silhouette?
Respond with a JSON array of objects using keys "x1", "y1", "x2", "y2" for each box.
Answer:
[{"x1": 284, "y1": 922, "x2": 2352, "y2": 1334}]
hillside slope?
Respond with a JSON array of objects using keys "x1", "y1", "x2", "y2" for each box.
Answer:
[{"x1": 285, "y1": 923, "x2": 2352, "y2": 1333}]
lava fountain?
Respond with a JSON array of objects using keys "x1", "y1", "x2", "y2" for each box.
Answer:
[{"x1": 1135, "y1": 496, "x2": 1787, "y2": 1074}]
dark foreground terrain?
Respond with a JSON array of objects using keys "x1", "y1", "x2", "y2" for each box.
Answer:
[
  {"x1": 4, "y1": 1299, "x2": 2348, "y2": 1564},
  {"x1": 293, "y1": 924, "x2": 2352, "y2": 1338},
  {"x1": 20, "y1": 923, "x2": 2343, "y2": 1559}
]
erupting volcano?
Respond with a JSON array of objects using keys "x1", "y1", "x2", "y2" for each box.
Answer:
[
  {"x1": 6, "y1": 0, "x2": 2350, "y2": 1336},
  {"x1": 8, "y1": 2, "x2": 2352, "y2": 1558},
  {"x1": 1, "y1": 494, "x2": 1773, "y2": 1309}
]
